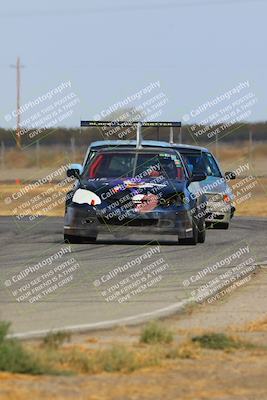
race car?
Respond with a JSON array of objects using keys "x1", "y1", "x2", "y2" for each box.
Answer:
[
  {"x1": 177, "y1": 147, "x2": 236, "y2": 229},
  {"x1": 64, "y1": 145, "x2": 208, "y2": 245},
  {"x1": 78, "y1": 139, "x2": 236, "y2": 230}
]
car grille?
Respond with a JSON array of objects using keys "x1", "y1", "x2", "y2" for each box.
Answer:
[
  {"x1": 205, "y1": 193, "x2": 223, "y2": 202},
  {"x1": 98, "y1": 217, "x2": 158, "y2": 227},
  {"x1": 206, "y1": 213, "x2": 225, "y2": 220}
]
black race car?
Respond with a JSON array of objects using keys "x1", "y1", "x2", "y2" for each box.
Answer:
[{"x1": 64, "y1": 146, "x2": 207, "y2": 245}]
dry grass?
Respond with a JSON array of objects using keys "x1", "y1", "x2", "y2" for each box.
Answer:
[
  {"x1": 0, "y1": 183, "x2": 68, "y2": 217},
  {"x1": 0, "y1": 311, "x2": 267, "y2": 400},
  {"x1": 209, "y1": 141, "x2": 267, "y2": 162},
  {"x1": 244, "y1": 317, "x2": 267, "y2": 332},
  {"x1": 1, "y1": 142, "x2": 267, "y2": 169},
  {"x1": 0, "y1": 337, "x2": 266, "y2": 400},
  {"x1": 0, "y1": 178, "x2": 266, "y2": 217},
  {"x1": 3, "y1": 146, "x2": 84, "y2": 169},
  {"x1": 0, "y1": 143, "x2": 266, "y2": 218},
  {"x1": 0, "y1": 321, "x2": 201, "y2": 377},
  {"x1": 33, "y1": 340, "x2": 201, "y2": 375},
  {"x1": 229, "y1": 176, "x2": 267, "y2": 216},
  {"x1": 140, "y1": 321, "x2": 173, "y2": 344},
  {"x1": 1, "y1": 319, "x2": 265, "y2": 378},
  {"x1": 0, "y1": 143, "x2": 267, "y2": 217},
  {"x1": 234, "y1": 196, "x2": 267, "y2": 217}
]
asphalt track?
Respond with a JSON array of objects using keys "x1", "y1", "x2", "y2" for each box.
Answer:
[{"x1": 0, "y1": 216, "x2": 266, "y2": 338}]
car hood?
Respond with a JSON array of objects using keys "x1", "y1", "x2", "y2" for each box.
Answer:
[
  {"x1": 79, "y1": 177, "x2": 187, "y2": 201},
  {"x1": 190, "y1": 176, "x2": 233, "y2": 198}
]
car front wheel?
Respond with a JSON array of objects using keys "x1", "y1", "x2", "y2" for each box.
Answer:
[
  {"x1": 179, "y1": 220, "x2": 198, "y2": 245},
  {"x1": 197, "y1": 217, "x2": 206, "y2": 243}
]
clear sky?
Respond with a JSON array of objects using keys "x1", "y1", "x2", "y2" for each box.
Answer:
[{"x1": 0, "y1": 0, "x2": 266, "y2": 128}]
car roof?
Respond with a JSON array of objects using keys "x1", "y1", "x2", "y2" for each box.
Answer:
[
  {"x1": 95, "y1": 146, "x2": 178, "y2": 153},
  {"x1": 89, "y1": 140, "x2": 209, "y2": 152}
]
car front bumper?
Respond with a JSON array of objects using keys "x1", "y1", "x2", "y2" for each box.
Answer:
[
  {"x1": 64, "y1": 205, "x2": 195, "y2": 239},
  {"x1": 205, "y1": 200, "x2": 232, "y2": 224}
]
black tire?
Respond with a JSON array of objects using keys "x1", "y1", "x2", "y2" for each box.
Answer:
[
  {"x1": 64, "y1": 234, "x2": 97, "y2": 244},
  {"x1": 214, "y1": 222, "x2": 229, "y2": 230},
  {"x1": 230, "y1": 206, "x2": 236, "y2": 219},
  {"x1": 205, "y1": 221, "x2": 212, "y2": 229},
  {"x1": 83, "y1": 236, "x2": 97, "y2": 244},
  {"x1": 179, "y1": 220, "x2": 198, "y2": 245},
  {"x1": 197, "y1": 217, "x2": 206, "y2": 243}
]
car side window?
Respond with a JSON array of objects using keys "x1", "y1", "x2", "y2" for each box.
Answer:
[
  {"x1": 203, "y1": 153, "x2": 221, "y2": 177},
  {"x1": 181, "y1": 153, "x2": 205, "y2": 176}
]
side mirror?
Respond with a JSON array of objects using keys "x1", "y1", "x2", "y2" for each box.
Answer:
[
  {"x1": 225, "y1": 171, "x2": 236, "y2": 180},
  {"x1": 190, "y1": 172, "x2": 207, "y2": 182},
  {"x1": 67, "y1": 163, "x2": 83, "y2": 178}
]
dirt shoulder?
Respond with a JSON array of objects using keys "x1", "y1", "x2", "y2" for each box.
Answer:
[{"x1": 0, "y1": 268, "x2": 266, "y2": 400}]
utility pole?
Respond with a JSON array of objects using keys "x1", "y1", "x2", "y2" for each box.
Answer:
[
  {"x1": 10, "y1": 57, "x2": 24, "y2": 148},
  {"x1": 249, "y1": 125, "x2": 254, "y2": 169}
]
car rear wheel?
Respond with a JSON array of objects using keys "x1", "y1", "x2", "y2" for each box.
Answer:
[{"x1": 64, "y1": 234, "x2": 97, "y2": 244}]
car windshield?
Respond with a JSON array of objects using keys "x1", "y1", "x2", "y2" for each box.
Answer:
[
  {"x1": 182, "y1": 152, "x2": 221, "y2": 178},
  {"x1": 83, "y1": 151, "x2": 186, "y2": 180}
]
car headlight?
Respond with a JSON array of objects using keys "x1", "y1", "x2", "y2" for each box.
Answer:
[
  {"x1": 159, "y1": 193, "x2": 185, "y2": 207},
  {"x1": 72, "y1": 189, "x2": 101, "y2": 206}
]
